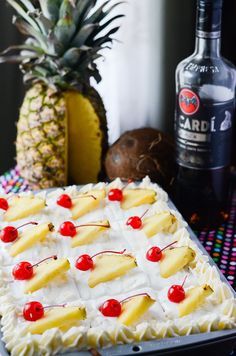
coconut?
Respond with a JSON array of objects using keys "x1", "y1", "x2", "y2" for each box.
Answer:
[{"x1": 105, "y1": 128, "x2": 176, "y2": 191}]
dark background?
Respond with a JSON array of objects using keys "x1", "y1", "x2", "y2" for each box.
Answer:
[{"x1": 0, "y1": 0, "x2": 236, "y2": 175}]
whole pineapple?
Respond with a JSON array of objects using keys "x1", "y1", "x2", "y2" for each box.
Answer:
[{"x1": 0, "y1": 0, "x2": 123, "y2": 189}]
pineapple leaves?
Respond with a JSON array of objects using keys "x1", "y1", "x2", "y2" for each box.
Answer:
[
  {"x1": 38, "y1": 0, "x2": 61, "y2": 23},
  {"x1": 7, "y1": 0, "x2": 40, "y2": 32},
  {"x1": 54, "y1": 0, "x2": 77, "y2": 47},
  {"x1": 72, "y1": 24, "x2": 99, "y2": 48}
]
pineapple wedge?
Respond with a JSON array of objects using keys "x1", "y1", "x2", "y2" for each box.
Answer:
[
  {"x1": 88, "y1": 254, "x2": 137, "y2": 288},
  {"x1": 27, "y1": 306, "x2": 86, "y2": 334},
  {"x1": 179, "y1": 285, "x2": 213, "y2": 317},
  {"x1": 24, "y1": 258, "x2": 70, "y2": 293},
  {"x1": 10, "y1": 223, "x2": 54, "y2": 257},
  {"x1": 71, "y1": 220, "x2": 110, "y2": 248},
  {"x1": 4, "y1": 196, "x2": 45, "y2": 222},
  {"x1": 160, "y1": 246, "x2": 196, "y2": 278},
  {"x1": 118, "y1": 294, "x2": 155, "y2": 326},
  {"x1": 121, "y1": 189, "x2": 156, "y2": 210},
  {"x1": 142, "y1": 212, "x2": 175, "y2": 238},
  {"x1": 70, "y1": 190, "x2": 105, "y2": 220}
]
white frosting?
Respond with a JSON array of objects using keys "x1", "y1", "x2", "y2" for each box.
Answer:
[{"x1": 0, "y1": 176, "x2": 235, "y2": 355}]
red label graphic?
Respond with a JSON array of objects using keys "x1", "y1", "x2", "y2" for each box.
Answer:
[{"x1": 179, "y1": 89, "x2": 200, "y2": 115}]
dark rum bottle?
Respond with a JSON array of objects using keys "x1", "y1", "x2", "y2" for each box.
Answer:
[{"x1": 173, "y1": 0, "x2": 236, "y2": 229}]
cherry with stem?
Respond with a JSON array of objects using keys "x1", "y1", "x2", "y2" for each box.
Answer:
[
  {"x1": 0, "y1": 221, "x2": 38, "y2": 243},
  {"x1": 168, "y1": 275, "x2": 188, "y2": 303},
  {"x1": 57, "y1": 194, "x2": 97, "y2": 209},
  {"x1": 59, "y1": 221, "x2": 110, "y2": 237},
  {"x1": 126, "y1": 209, "x2": 149, "y2": 229},
  {"x1": 146, "y1": 240, "x2": 177, "y2": 262},
  {"x1": 23, "y1": 301, "x2": 66, "y2": 321},
  {"x1": 108, "y1": 179, "x2": 133, "y2": 202},
  {"x1": 75, "y1": 249, "x2": 127, "y2": 271},
  {"x1": 12, "y1": 255, "x2": 58, "y2": 280}
]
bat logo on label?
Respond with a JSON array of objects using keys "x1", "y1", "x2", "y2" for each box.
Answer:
[{"x1": 179, "y1": 89, "x2": 200, "y2": 115}]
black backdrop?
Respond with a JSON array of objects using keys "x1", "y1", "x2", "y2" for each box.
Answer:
[{"x1": 0, "y1": 0, "x2": 235, "y2": 175}]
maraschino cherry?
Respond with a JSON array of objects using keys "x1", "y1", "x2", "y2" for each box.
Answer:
[
  {"x1": 146, "y1": 241, "x2": 177, "y2": 262},
  {"x1": 12, "y1": 255, "x2": 57, "y2": 280},
  {"x1": 168, "y1": 276, "x2": 187, "y2": 303},
  {"x1": 57, "y1": 194, "x2": 96, "y2": 209},
  {"x1": 75, "y1": 249, "x2": 127, "y2": 271},
  {"x1": 59, "y1": 221, "x2": 110, "y2": 237},
  {"x1": 108, "y1": 179, "x2": 133, "y2": 202},
  {"x1": 23, "y1": 301, "x2": 66, "y2": 321},
  {"x1": 126, "y1": 209, "x2": 149, "y2": 229},
  {"x1": 0, "y1": 221, "x2": 38, "y2": 243},
  {"x1": 0, "y1": 198, "x2": 9, "y2": 211},
  {"x1": 99, "y1": 293, "x2": 150, "y2": 317}
]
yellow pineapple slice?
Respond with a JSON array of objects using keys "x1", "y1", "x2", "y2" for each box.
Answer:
[
  {"x1": 179, "y1": 285, "x2": 213, "y2": 317},
  {"x1": 27, "y1": 306, "x2": 86, "y2": 334},
  {"x1": 10, "y1": 223, "x2": 54, "y2": 257},
  {"x1": 121, "y1": 189, "x2": 156, "y2": 210},
  {"x1": 70, "y1": 190, "x2": 105, "y2": 220},
  {"x1": 24, "y1": 258, "x2": 70, "y2": 293},
  {"x1": 71, "y1": 220, "x2": 110, "y2": 248},
  {"x1": 160, "y1": 246, "x2": 196, "y2": 278},
  {"x1": 88, "y1": 253, "x2": 137, "y2": 288},
  {"x1": 4, "y1": 196, "x2": 45, "y2": 222},
  {"x1": 142, "y1": 212, "x2": 175, "y2": 238},
  {"x1": 118, "y1": 294, "x2": 155, "y2": 326}
]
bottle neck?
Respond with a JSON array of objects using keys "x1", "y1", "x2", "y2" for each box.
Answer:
[{"x1": 195, "y1": 3, "x2": 222, "y2": 57}]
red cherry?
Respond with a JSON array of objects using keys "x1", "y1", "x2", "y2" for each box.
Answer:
[
  {"x1": 108, "y1": 188, "x2": 123, "y2": 202},
  {"x1": 59, "y1": 221, "x2": 76, "y2": 237},
  {"x1": 23, "y1": 301, "x2": 44, "y2": 321},
  {"x1": 146, "y1": 246, "x2": 162, "y2": 262},
  {"x1": 126, "y1": 216, "x2": 142, "y2": 229},
  {"x1": 12, "y1": 262, "x2": 33, "y2": 280},
  {"x1": 57, "y1": 194, "x2": 72, "y2": 208},
  {"x1": 99, "y1": 299, "x2": 122, "y2": 317},
  {"x1": 75, "y1": 254, "x2": 93, "y2": 271},
  {"x1": 0, "y1": 226, "x2": 18, "y2": 243},
  {"x1": 168, "y1": 285, "x2": 185, "y2": 303},
  {"x1": 0, "y1": 198, "x2": 8, "y2": 211}
]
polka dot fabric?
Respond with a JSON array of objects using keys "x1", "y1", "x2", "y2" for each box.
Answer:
[{"x1": 1, "y1": 167, "x2": 236, "y2": 289}]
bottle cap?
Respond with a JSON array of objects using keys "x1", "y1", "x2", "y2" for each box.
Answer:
[{"x1": 198, "y1": 0, "x2": 223, "y2": 8}]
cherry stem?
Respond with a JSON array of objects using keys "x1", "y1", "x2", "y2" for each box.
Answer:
[
  {"x1": 121, "y1": 179, "x2": 133, "y2": 191},
  {"x1": 40, "y1": 303, "x2": 66, "y2": 311},
  {"x1": 73, "y1": 195, "x2": 96, "y2": 201},
  {"x1": 159, "y1": 240, "x2": 177, "y2": 254},
  {"x1": 181, "y1": 275, "x2": 188, "y2": 288},
  {"x1": 29, "y1": 255, "x2": 57, "y2": 269},
  {"x1": 74, "y1": 223, "x2": 110, "y2": 230},
  {"x1": 91, "y1": 249, "x2": 127, "y2": 259},
  {"x1": 16, "y1": 221, "x2": 38, "y2": 231},
  {"x1": 140, "y1": 209, "x2": 149, "y2": 220},
  {"x1": 120, "y1": 292, "x2": 150, "y2": 304}
]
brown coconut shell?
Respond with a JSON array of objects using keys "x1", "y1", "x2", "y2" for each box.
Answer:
[{"x1": 105, "y1": 128, "x2": 176, "y2": 190}]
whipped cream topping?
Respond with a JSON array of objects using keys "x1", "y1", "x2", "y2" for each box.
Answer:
[{"x1": 0, "y1": 176, "x2": 235, "y2": 356}]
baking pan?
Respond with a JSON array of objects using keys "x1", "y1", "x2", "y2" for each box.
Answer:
[{"x1": 0, "y1": 194, "x2": 236, "y2": 356}]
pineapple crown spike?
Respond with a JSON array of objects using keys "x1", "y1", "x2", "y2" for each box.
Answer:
[{"x1": 0, "y1": 0, "x2": 125, "y2": 90}]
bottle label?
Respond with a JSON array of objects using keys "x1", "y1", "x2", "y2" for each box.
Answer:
[{"x1": 175, "y1": 86, "x2": 235, "y2": 169}]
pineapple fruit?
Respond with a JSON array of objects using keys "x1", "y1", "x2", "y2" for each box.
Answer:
[
  {"x1": 179, "y1": 285, "x2": 213, "y2": 317},
  {"x1": 10, "y1": 223, "x2": 54, "y2": 257},
  {"x1": 118, "y1": 295, "x2": 155, "y2": 326},
  {"x1": 0, "y1": 1, "x2": 123, "y2": 189},
  {"x1": 160, "y1": 247, "x2": 196, "y2": 278},
  {"x1": 121, "y1": 189, "x2": 156, "y2": 210},
  {"x1": 27, "y1": 306, "x2": 86, "y2": 334},
  {"x1": 25, "y1": 258, "x2": 70, "y2": 294},
  {"x1": 4, "y1": 196, "x2": 45, "y2": 222},
  {"x1": 142, "y1": 212, "x2": 176, "y2": 238},
  {"x1": 70, "y1": 190, "x2": 105, "y2": 220},
  {"x1": 88, "y1": 254, "x2": 137, "y2": 288},
  {"x1": 71, "y1": 220, "x2": 109, "y2": 248}
]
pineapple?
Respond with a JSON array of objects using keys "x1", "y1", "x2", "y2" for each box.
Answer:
[
  {"x1": 70, "y1": 190, "x2": 105, "y2": 220},
  {"x1": 27, "y1": 306, "x2": 86, "y2": 334},
  {"x1": 160, "y1": 246, "x2": 196, "y2": 278},
  {"x1": 88, "y1": 254, "x2": 137, "y2": 288},
  {"x1": 142, "y1": 212, "x2": 176, "y2": 238},
  {"x1": 0, "y1": 1, "x2": 124, "y2": 189},
  {"x1": 178, "y1": 285, "x2": 213, "y2": 317},
  {"x1": 71, "y1": 220, "x2": 109, "y2": 248},
  {"x1": 10, "y1": 223, "x2": 54, "y2": 257},
  {"x1": 4, "y1": 196, "x2": 45, "y2": 222},
  {"x1": 25, "y1": 258, "x2": 70, "y2": 293},
  {"x1": 121, "y1": 189, "x2": 156, "y2": 210},
  {"x1": 118, "y1": 295, "x2": 155, "y2": 326}
]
